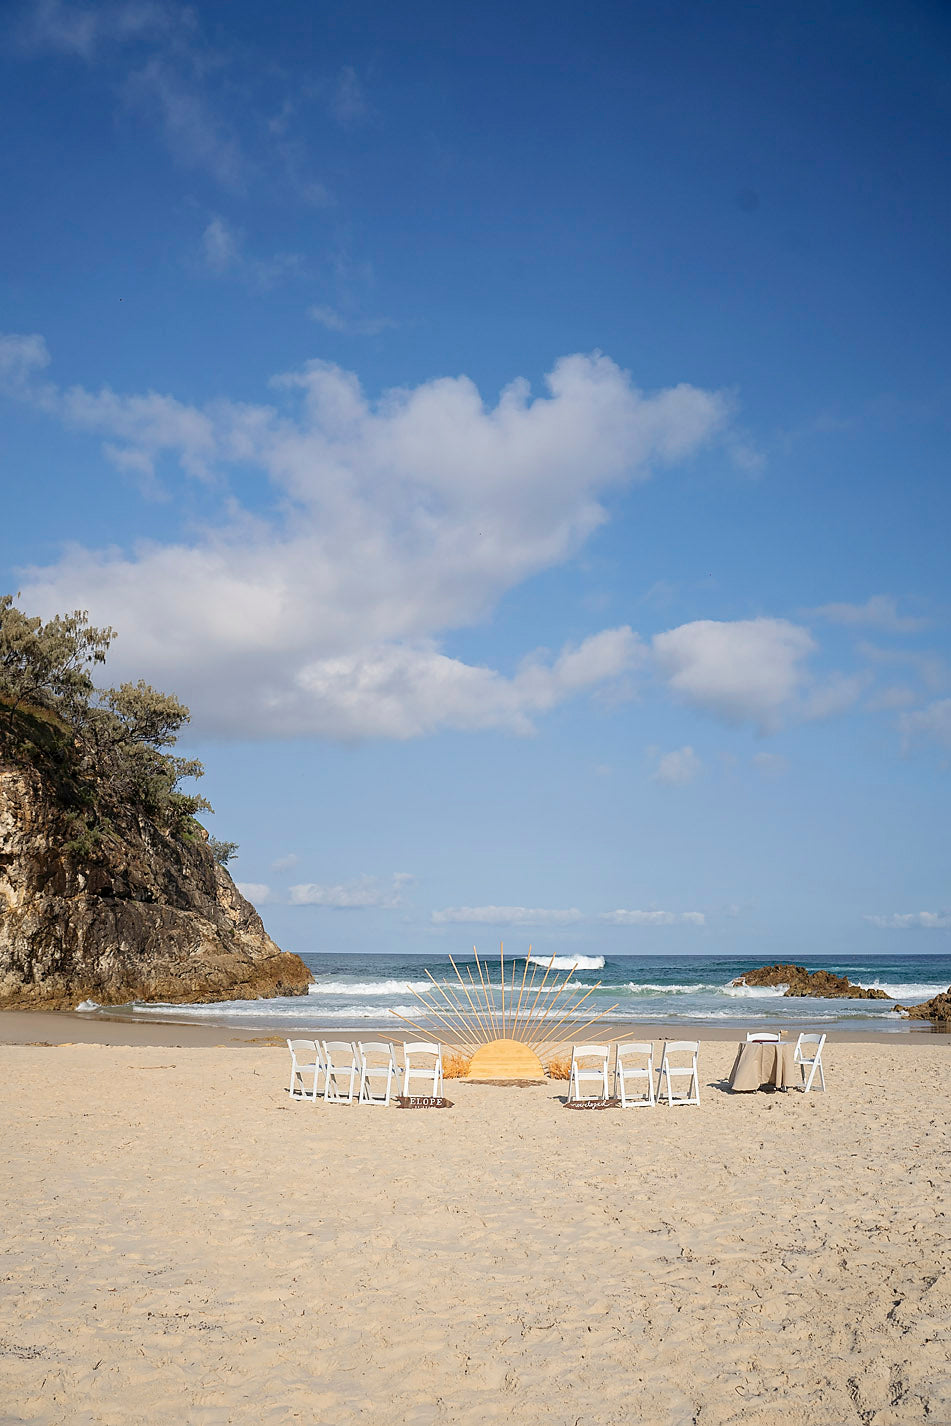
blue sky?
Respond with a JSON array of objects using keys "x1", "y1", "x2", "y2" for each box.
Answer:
[{"x1": 2, "y1": 0, "x2": 949, "y2": 960}]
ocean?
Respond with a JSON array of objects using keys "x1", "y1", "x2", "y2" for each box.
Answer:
[{"x1": 92, "y1": 949, "x2": 951, "y2": 1036}]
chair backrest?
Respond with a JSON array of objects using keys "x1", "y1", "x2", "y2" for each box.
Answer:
[
  {"x1": 746, "y1": 1031, "x2": 781, "y2": 1042},
  {"x1": 616, "y1": 1041, "x2": 653, "y2": 1061},
  {"x1": 795, "y1": 1032, "x2": 826, "y2": 1057},
  {"x1": 572, "y1": 1044, "x2": 609, "y2": 1064},
  {"x1": 323, "y1": 1040, "x2": 357, "y2": 1065},
  {"x1": 288, "y1": 1038, "x2": 320, "y2": 1065},
  {"x1": 359, "y1": 1040, "x2": 395, "y2": 1065},
  {"x1": 404, "y1": 1041, "x2": 442, "y2": 1065},
  {"x1": 663, "y1": 1040, "x2": 699, "y2": 1056}
]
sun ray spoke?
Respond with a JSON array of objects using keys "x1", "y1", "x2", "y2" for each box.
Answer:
[{"x1": 390, "y1": 947, "x2": 621, "y2": 1082}]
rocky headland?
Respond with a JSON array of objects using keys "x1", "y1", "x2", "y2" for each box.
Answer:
[
  {"x1": 0, "y1": 764, "x2": 311, "y2": 1010},
  {"x1": 893, "y1": 987, "x2": 951, "y2": 1021},
  {"x1": 0, "y1": 597, "x2": 311, "y2": 1011},
  {"x1": 731, "y1": 963, "x2": 891, "y2": 1000}
]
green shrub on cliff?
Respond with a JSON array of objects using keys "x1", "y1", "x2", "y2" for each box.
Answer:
[{"x1": 0, "y1": 594, "x2": 224, "y2": 854}]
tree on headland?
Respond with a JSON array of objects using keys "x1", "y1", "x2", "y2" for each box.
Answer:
[{"x1": 0, "y1": 594, "x2": 231, "y2": 860}]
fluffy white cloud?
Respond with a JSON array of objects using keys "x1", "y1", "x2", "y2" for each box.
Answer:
[
  {"x1": 235, "y1": 882, "x2": 271, "y2": 905},
  {"x1": 431, "y1": 906, "x2": 584, "y2": 926},
  {"x1": 651, "y1": 745, "x2": 701, "y2": 786},
  {"x1": 900, "y1": 699, "x2": 951, "y2": 751},
  {"x1": 652, "y1": 618, "x2": 815, "y2": 731},
  {"x1": 813, "y1": 595, "x2": 929, "y2": 633},
  {"x1": 5, "y1": 338, "x2": 725, "y2": 738},
  {"x1": 289, "y1": 873, "x2": 413, "y2": 909},
  {"x1": 600, "y1": 910, "x2": 705, "y2": 926},
  {"x1": 864, "y1": 911, "x2": 951, "y2": 929}
]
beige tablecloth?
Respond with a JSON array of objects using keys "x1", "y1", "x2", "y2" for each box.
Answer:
[{"x1": 728, "y1": 1041, "x2": 799, "y2": 1091}]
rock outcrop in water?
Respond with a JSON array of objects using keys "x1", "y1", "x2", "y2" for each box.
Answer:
[
  {"x1": 0, "y1": 763, "x2": 312, "y2": 1010},
  {"x1": 731, "y1": 963, "x2": 891, "y2": 1000},
  {"x1": 894, "y1": 987, "x2": 951, "y2": 1021}
]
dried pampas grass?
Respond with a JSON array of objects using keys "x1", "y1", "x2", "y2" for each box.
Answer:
[
  {"x1": 442, "y1": 1050, "x2": 472, "y2": 1079},
  {"x1": 546, "y1": 1055, "x2": 572, "y2": 1080}
]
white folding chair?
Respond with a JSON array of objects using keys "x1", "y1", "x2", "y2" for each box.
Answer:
[
  {"x1": 657, "y1": 1041, "x2": 700, "y2": 1106},
  {"x1": 746, "y1": 1031, "x2": 781, "y2": 1042},
  {"x1": 614, "y1": 1042, "x2": 655, "y2": 1107},
  {"x1": 402, "y1": 1042, "x2": 444, "y2": 1098},
  {"x1": 568, "y1": 1044, "x2": 610, "y2": 1102},
  {"x1": 358, "y1": 1041, "x2": 398, "y2": 1106},
  {"x1": 794, "y1": 1033, "x2": 826, "y2": 1092},
  {"x1": 322, "y1": 1040, "x2": 359, "y2": 1103},
  {"x1": 287, "y1": 1039, "x2": 325, "y2": 1101}
]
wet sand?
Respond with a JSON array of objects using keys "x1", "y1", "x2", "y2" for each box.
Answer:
[
  {"x1": 0, "y1": 1006, "x2": 943, "y2": 1048},
  {"x1": 1, "y1": 1036, "x2": 949, "y2": 1424}
]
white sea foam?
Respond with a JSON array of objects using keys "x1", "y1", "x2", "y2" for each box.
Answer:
[
  {"x1": 624, "y1": 981, "x2": 719, "y2": 996},
  {"x1": 527, "y1": 954, "x2": 605, "y2": 971},
  {"x1": 130, "y1": 1000, "x2": 427, "y2": 1021},
  {"x1": 722, "y1": 982, "x2": 789, "y2": 998},
  {"x1": 865, "y1": 981, "x2": 947, "y2": 1000},
  {"x1": 76, "y1": 999, "x2": 101, "y2": 1012},
  {"x1": 307, "y1": 979, "x2": 432, "y2": 996}
]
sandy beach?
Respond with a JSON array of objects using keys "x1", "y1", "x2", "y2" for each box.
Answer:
[{"x1": 1, "y1": 1035, "x2": 949, "y2": 1426}]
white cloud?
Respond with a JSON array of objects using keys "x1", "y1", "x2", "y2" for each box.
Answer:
[
  {"x1": 900, "y1": 699, "x2": 951, "y2": 751},
  {"x1": 800, "y1": 672, "x2": 867, "y2": 721},
  {"x1": 201, "y1": 216, "x2": 304, "y2": 288},
  {"x1": 235, "y1": 881, "x2": 271, "y2": 905},
  {"x1": 600, "y1": 910, "x2": 705, "y2": 926},
  {"x1": 17, "y1": 0, "x2": 187, "y2": 59},
  {"x1": 858, "y1": 643, "x2": 949, "y2": 691},
  {"x1": 866, "y1": 684, "x2": 917, "y2": 712},
  {"x1": 652, "y1": 618, "x2": 815, "y2": 731},
  {"x1": 431, "y1": 906, "x2": 583, "y2": 926},
  {"x1": 6, "y1": 340, "x2": 725, "y2": 738},
  {"x1": 17, "y1": 2, "x2": 329, "y2": 201},
  {"x1": 651, "y1": 745, "x2": 701, "y2": 786},
  {"x1": 330, "y1": 66, "x2": 369, "y2": 126},
  {"x1": 864, "y1": 911, "x2": 951, "y2": 929},
  {"x1": 308, "y1": 305, "x2": 395, "y2": 336},
  {"x1": 813, "y1": 595, "x2": 929, "y2": 634},
  {"x1": 291, "y1": 628, "x2": 643, "y2": 738},
  {"x1": 201, "y1": 216, "x2": 241, "y2": 273},
  {"x1": 124, "y1": 56, "x2": 247, "y2": 189},
  {"x1": 289, "y1": 873, "x2": 413, "y2": 909},
  {"x1": 270, "y1": 853, "x2": 299, "y2": 872}
]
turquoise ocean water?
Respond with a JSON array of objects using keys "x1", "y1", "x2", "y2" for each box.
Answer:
[{"x1": 101, "y1": 950, "x2": 951, "y2": 1035}]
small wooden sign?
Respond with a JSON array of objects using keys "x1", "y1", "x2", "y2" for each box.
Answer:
[
  {"x1": 565, "y1": 1097, "x2": 621, "y2": 1110},
  {"x1": 395, "y1": 1095, "x2": 454, "y2": 1109}
]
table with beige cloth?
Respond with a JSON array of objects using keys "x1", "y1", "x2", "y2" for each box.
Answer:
[{"x1": 728, "y1": 1041, "x2": 799, "y2": 1091}]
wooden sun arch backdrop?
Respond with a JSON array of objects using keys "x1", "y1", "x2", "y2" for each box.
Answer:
[{"x1": 390, "y1": 945, "x2": 619, "y2": 1080}]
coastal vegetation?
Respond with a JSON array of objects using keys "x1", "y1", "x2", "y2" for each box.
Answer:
[
  {"x1": 0, "y1": 594, "x2": 214, "y2": 860},
  {"x1": 0, "y1": 594, "x2": 310, "y2": 1010}
]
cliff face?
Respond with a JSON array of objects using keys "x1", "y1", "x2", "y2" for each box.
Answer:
[
  {"x1": 0, "y1": 764, "x2": 312, "y2": 1010},
  {"x1": 731, "y1": 963, "x2": 891, "y2": 1000}
]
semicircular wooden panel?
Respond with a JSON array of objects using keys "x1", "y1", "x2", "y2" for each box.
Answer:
[{"x1": 467, "y1": 1038, "x2": 545, "y2": 1081}]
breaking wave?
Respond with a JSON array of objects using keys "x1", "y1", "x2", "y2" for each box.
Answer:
[{"x1": 527, "y1": 954, "x2": 605, "y2": 971}]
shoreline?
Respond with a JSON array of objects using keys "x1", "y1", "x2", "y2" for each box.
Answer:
[{"x1": 1, "y1": 1005, "x2": 946, "y2": 1047}]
